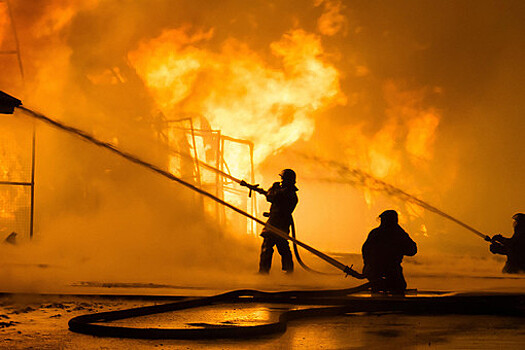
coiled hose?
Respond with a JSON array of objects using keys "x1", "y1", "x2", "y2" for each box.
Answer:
[{"x1": 68, "y1": 284, "x2": 525, "y2": 339}]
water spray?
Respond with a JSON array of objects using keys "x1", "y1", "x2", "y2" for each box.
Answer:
[
  {"x1": 296, "y1": 153, "x2": 494, "y2": 243},
  {"x1": 0, "y1": 90, "x2": 362, "y2": 278}
]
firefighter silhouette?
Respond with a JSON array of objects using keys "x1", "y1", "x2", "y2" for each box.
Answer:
[
  {"x1": 257, "y1": 169, "x2": 298, "y2": 274},
  {"x1": 362, "y1": 210, "x2": 417, "y2": 293},
  {"x1": 490, "y1": 213, "x2": 525, "y2": 274}
]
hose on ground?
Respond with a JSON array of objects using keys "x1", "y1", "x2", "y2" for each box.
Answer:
[{"x1": 68, "y1": 284, "x2": 525, "y2": 339}]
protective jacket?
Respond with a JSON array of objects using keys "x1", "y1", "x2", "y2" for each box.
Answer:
[
  {"x1": 490, "y1": 224, "x2": 525, "y2": 273},
  {"x1": 261, "y1": 182, "x2": 298, "y2": 236},
  {"x1": 258, "y1": 182, "x2": 298, "y2": 273},
  {"x1": 362, "y1": 222, "x2": 417, "y2": 292},
  {"x1": 362, "y1": 223, "x2": 417, "y2": 269}
]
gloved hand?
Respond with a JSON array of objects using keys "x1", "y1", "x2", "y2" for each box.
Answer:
[
  {"x1": 490, "y1": 241, "x2": 506, "y2": 255},
  {"x1": 491, "y1": 234, "x2": 504, "y2": 243}
]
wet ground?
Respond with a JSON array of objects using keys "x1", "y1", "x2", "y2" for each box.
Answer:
[
  {"x1": 1, "y1": 253, "x2": 525, "y2": 349},
  {"x1": 2, "y1": 290, "x2": 525, "y2": 349}
]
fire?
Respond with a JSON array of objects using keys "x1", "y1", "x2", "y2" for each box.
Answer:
[
  {"x1": 343, "y1": 82, "x2": 442, "y2": 220},
  {"x1": 1, "y1": 1, "x2": 448, "y2": 241},
  {"x1": 405, "y1": 111, "x2": 440, "y2": 161},
  {"x1": 0, "y1": 116, "x2": 34, "y2": 238},
  {"x1": 384, "y1": 82, "x2": 440, "y2": 164},
  {"x1": 128, "y1": 26, "x2": 345, "y2": 234},
  {"x1": 316, "y1": 0, "x2": 347, "y2": 36},
  {"x1": 128, "y1": 27, "x2": 345, "y2": 169},
  {"x1": 32, "y1": 5, "x2": 75, "y2": 38},
  {"x1": 29, "y1": 0, "x2": 98, "y2": 39},
  {"x1": 345, "y1": 82, "x2": 440, "y2": 179},
  {"x1": 421, "y1": 224, "x2": 429, "y2": 237}
]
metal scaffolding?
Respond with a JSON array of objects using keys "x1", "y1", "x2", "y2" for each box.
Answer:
[
  {"x1": 0, "y1": 0, "x2": 34, "y2": 240},
  {"x1": 0, "y1": 0, "x2": 24, "y2": 82},
  {"x1": 164, "y1": 114, "x2": 257, "y2": 235}
]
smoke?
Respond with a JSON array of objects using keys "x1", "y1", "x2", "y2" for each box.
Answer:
[
  {"x1": 1, "y1": 0, "x2": 525, "y2": 293},
  {"x1": 294, "y1": 152, "x2": 488, "y2": 239},
  {"x1": 0, "y1": 113, "x2": 263, "y2": 293}
]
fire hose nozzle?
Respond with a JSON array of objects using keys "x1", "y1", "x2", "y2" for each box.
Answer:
[{"x1": 240, "y1": 180, "x2": 265, "y2": 197}]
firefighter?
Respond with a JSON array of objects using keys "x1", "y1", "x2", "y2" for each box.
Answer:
[
  {"x1": 257, "y1": 169, "x2": 298, "y2": 274},
  {"x1": 490, "y1": 213, "x2": 525, "y2": 274},
  {"x1": 362, "y1": 210, "x2": 417, "y2": 294}
]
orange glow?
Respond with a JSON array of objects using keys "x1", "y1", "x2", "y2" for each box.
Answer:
[
  {"x1": 29, "y1": 0, "x2": 98, "y2": 38},
  {"x1": 3, "y1": 1, "x2": 525, "y2": 305},
  {"x1": 316, "y1": 0, "x2": 347, "y2": 36},
  {"x1": 370, "y1": 83, "x2": 439, "y2": 179},
  {"x1": 0, "y1": 191, "x2": 17, "y2": 220},
  {"x1": 406, "y1": 111, "x2": 440, "y2": 160},
  {"x1": 32, "y1": 6, "x2": 75, "y2": 38},
  {"x1": 129, "y1": 27, "x2": 345, "y2": 171},
  {"x1": 341, "y1": 81, "x2": 442, "y2": 223},
  {"x1": 0, "y1": 5, "x2": 8, "y2": 48}
]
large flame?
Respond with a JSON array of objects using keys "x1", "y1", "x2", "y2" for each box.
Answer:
[
  {"x1": 128, "y1": 27, "x2": 345, "y2": 168},
  {"x1": 127, "y1": 20, "x2": 443, "y2": 235},
  {"x1": 340, "y1": 81, "x2": 441, "y2": 229},
  {"x1": 2, "y1": 0, "x2": 454, "y2": 243}
]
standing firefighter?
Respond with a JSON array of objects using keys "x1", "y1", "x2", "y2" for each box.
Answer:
[
  {"x1": 489, "y1": 213, "x2": 525, "y2": 274},
  {"x1": 242, "y1": 169, "x2": 298, "y2": 274},
  {"x1": 362, "y1": 210, "x2": 417, "y2": 294}
]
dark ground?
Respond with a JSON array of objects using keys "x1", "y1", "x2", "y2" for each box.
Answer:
[{"x1": 2, "y1": 285, "x2": 525, "y2": 349}]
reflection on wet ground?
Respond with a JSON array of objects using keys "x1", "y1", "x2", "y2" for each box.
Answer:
[
  {"x1": 2, "y1": 293, "x2": 525, "y2": 349},
  {"x1": 96, "y1": 302, "x2": 314, "y2": 329}
]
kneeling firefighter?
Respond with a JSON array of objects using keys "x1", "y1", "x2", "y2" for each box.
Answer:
[
  {"x1": 362, "y1": 210, "x2": 417, "y2": 294},
  {"x1": 241, "y1": 169, "x2": 298, "y2": 274}
]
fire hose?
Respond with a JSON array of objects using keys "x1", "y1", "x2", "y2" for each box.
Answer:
[
  {"x1": 291, "y1": 218, "x2": 339, "y2": 275},
  {"x1": 3, "y1": 93, "x2": 524, "y2": 340},
  {"x1": 7, "y1": 100, "x2": 361, "y2": 278},
  {"x1": 240, "y1": 179, "x2": 342, "y2": 275},
  {"x1": 67, "y1": 286, "x2": 525, "y2": 339},
  {"x1": 68, "y1": 283, "x2": 372, "y2": 339},
  {"x1": 1, "y1": 91, "x2": 496, "y2": 257}
]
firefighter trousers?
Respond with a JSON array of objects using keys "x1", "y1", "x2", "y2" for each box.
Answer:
[
  {"x1": 364, "y1": 264, "x2": 407, "y2": 293},
  {"x1": 259, "y1": 234, "x2": 294, "y2": 273}
]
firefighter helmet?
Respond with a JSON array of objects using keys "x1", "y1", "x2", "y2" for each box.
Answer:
[
  {"x1": 279, "y1": 169, "x2": 296, "y2": 184},
  {"x1": 513, "y1": 213, "x2": 525, "y2": 229},
  {"x1": 379, "y1": 210, "x2": 398, "y2": 224}
]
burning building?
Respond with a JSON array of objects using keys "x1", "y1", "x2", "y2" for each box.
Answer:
[{"x1": 0, "y1": 0, "x2": 524, "y2": 300}]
